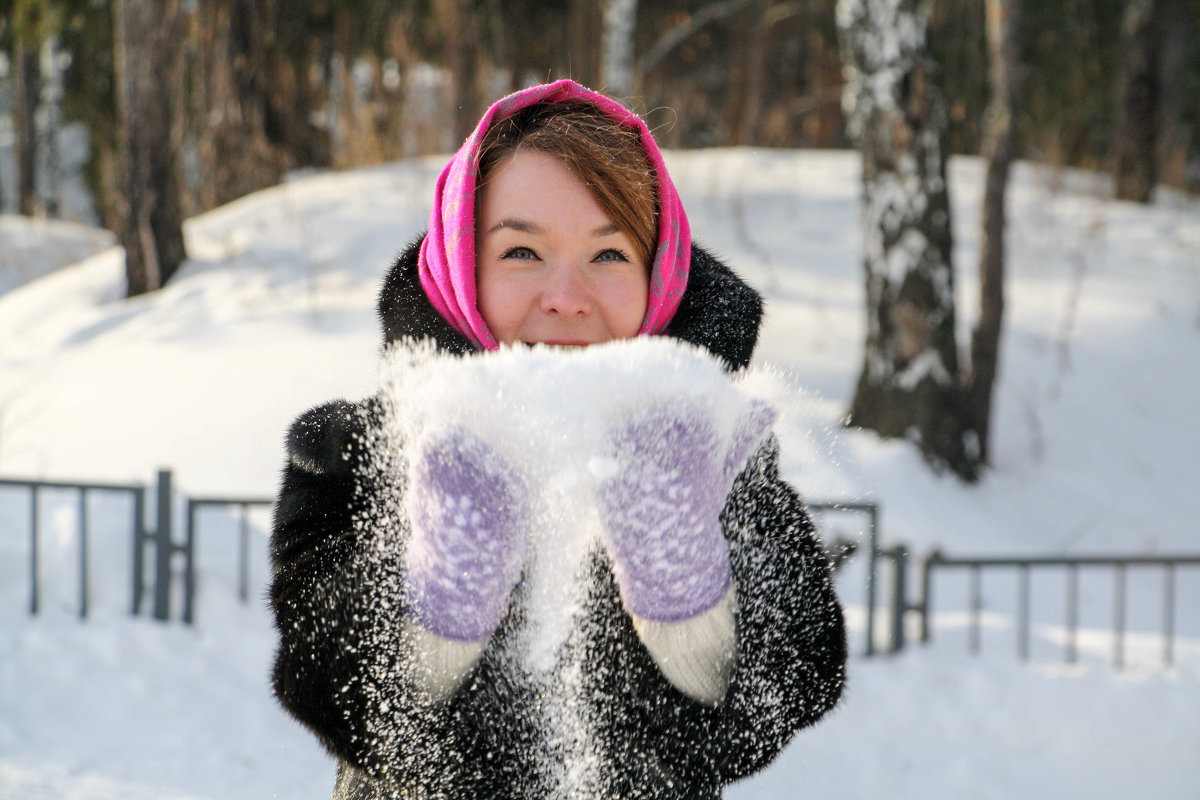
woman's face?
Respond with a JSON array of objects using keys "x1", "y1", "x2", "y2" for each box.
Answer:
[{"x1": 475, "y1": 150, "x2": 649, "y2": 347}]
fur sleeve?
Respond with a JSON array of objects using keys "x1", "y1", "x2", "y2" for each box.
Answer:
[
  {"x1": 615, "y1": 436, "x2": 847, "y2": 784},
  {"x1": 269, "y1": 399, "x2": 466, "y2": 788}
]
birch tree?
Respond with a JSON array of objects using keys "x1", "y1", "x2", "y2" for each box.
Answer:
[
  {"x1": 601, "y1": 0, "x2": 638, "y2": 97},
  {"x1": 837, "y1": 0, "x2": 977, "y2": 480}
]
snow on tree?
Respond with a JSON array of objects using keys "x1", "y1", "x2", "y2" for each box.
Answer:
[
  {"x1": 601, "y1": 0, "x2": 639, "y2": 97},
  {"x1": 837, "y1": 0, "x2": 978, "y2": 480}
]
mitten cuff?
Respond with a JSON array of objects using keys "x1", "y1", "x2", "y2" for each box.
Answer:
[
  {"x1": 403, "y1": 619, "x2": 487, "y2": 702},
  {"x1": 631, "y1": 587, "x2": 737, "y2": 705}
]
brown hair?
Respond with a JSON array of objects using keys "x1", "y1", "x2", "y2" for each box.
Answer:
[{"x1": 476, "y1": 102, "x2": 659, "y2": 269}]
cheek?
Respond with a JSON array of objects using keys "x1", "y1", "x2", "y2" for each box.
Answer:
[
  {"x1": 607, "y1": 271, "x2": 651, "y2": 338},
  {"x1": 477, "y1": 266, "x2": 525, "y2": 344}
]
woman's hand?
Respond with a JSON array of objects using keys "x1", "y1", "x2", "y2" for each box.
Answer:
[
  {"x1": 594, "y1": 400, "x2": 777, "y2": 623},
  {"x1": 404, "y1": 427, "x2": 530, "y2": 643}
]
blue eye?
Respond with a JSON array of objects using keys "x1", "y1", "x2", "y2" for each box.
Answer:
[
  {"x1": 594, "y1": 249, "x2": 630, "y2": 263},
  {"x1": 501, "y1": 246, "x2": 539, "y2": 260}
]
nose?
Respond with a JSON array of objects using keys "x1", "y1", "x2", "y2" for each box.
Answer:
[{"x1": 540, "y1": 263, "x2": 591, "y2": 317}]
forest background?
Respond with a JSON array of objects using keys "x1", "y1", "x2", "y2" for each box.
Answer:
[
  {"x1": 2, "y1": 0, "x2": 1198, "y2": 230},
  {"x1": 1, "y1": 0, "x2": 1198, "y2": 480}
]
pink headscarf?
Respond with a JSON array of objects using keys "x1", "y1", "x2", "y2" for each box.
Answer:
[{"x1": 418, "y1": 80, "x2": 692, "y2": 350}]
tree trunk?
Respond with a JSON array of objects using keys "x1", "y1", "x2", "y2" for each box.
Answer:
[
  {"x1": 838, "y1": 0, "x2": 977, "y2": 480},
  {"x1": 114, "y1": 0, "x2": 188, "y2": 297},
  {"x1": 1152, "y1": 0, "x2": 1195, "y2": 190},
  {"x1": 1113, "y1": 0, "x2": 1161, "y2": 202},
  {"x1": 568, "y1": 0, "x2": 602, "y2": 89},
  {"x1": 601, "y1": 0, "x2": 638, "y2": 97},
  {"x1": 437, "y1": 0, "x2": 483, "y2": 146},
  {"x1": 966, "y1": 0, "x2": 1020, "y2": 468},
  {"x1": 194, "y1": 0, "x2": 286, "y2": 210},
  {"x1": 738, "y1": 2, "x2": 802, "y2": 147},
  {"x1": 332, "y1": 5, "x2": 359, "y2": 168},
  {"x1": 13, "y1": 39, "x2": 40, "y2": 216},
  {"x1": 721, "y1": 0, "x2": 752, "y2": 145},
  {"x1": 262, "y1": 8, "x2": 330, "y2": 170}
]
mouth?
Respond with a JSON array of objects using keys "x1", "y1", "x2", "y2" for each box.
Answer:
[{"x1": 523, "y1": 340, "x2": 593, "y2": 348}]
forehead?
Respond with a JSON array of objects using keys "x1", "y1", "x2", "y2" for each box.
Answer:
[{"x1": 477, "y1": 150, "x2": 608, "y2": 220}]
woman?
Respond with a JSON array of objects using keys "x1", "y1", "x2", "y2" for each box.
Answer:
[{"x1": 270, "y1": 80, "x2": 846, "y2": 800}]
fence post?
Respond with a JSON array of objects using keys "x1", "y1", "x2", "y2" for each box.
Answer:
[
  {"x1": 79, "y1": 490, "x2": 89, "y2": 620},
  {"x1": 1114, "y1": 562, "x2": 1126, "y2": 670},
  {"x1": 153, "y1": 469, "x2": 173, "y2": 621},
  {"x1": 29, "y1": 485, "x2": 40, "y2": 616},
  {"x1": 1164, "y1": 563, "x2": 1176, "y2": 668},
  {"x1": 183, "y1": 499, "x2": 196, "y2": 625},
  {"x1": 132, "y1": 487, "x2": 146, "y2": 615},
  {"x1": 239, "y1": 505, "x2": 251, "y2": 604},
  {"x1": 888, "y1": 546, "x2": 908, "y2": 654},
  {"x1": 864, "y1": 505, "x2": 880, "y2": 656},
  {"x1": 919, "y1": 550, "x2": 938, "y2": 643}
]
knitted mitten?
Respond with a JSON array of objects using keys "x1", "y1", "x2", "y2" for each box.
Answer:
[
  {"x1": 594, "y1": 401, "x2": 776, "y2": 623},
  {"x1": 404, "y1": 427, "x2": 529, "y2": 643}
]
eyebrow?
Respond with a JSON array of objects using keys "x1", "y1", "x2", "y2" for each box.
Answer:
[
  {"x1": 485, "y1": 219, "x2": 622, "y2": 237},
  {"x1": 486, "y1": 219, "x2": 542, "y2": 235}
]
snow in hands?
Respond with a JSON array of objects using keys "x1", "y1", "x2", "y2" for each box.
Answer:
[{"x1": 373, "y1": 337, "x2": 776, "y2": 662}]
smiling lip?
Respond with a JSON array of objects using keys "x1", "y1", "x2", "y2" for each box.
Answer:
[{"x1": 526, "y1": 339, "x2": 593, "y2": 347}]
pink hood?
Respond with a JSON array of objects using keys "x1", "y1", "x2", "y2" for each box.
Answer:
[{"x1": 417, "y1": 79, "x2": 692, "y2": 350}]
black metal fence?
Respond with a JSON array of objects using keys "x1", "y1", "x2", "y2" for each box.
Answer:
[
  {"x1": 7, "y1": 470, "x2": 870, "y2": 628},
  {"x1": 5, "y1": 470, "x2": 1198, "y2": 671},
  {"x1": 2, "y1": 475, "x2": 151, "y2": 618},
  {"x1": 915, "y1": 551, "x2": 1200, "y2": 669},
  {"x1": 2, "y1": 471, "x2": 272, "y2": 624},
  {"x1": 808, "y1": 501, "x2": 889, "y2": 656},
  {"x1": 803, "y1": 501, "x2": 1200, "y2": 670},
  {"x1": 183, "y1": 495, "x2": 274, "y2": 623}
]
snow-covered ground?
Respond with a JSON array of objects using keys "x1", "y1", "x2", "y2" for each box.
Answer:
[
  {"x1": 1, "y1": 149, "x2": 1198, "y2": 798},
  {"x1": 0, "y1": 215, "x2": 112, "y2": 295}
]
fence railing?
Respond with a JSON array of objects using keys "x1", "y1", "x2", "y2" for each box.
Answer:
[
  {"x1": 1, "y1": 475, "x2": 151, "y2": 618},
  {"x1": 2, "y1": 471, "x2": 273, "y2": 624},
  {"x1": 5, "y1": 469, "x2": 870, "y2": 628},
  {"x1": 183, "y1": 496, "x2": 274, "y2": 623},
  {"x1": 7, "y1": 469, "x2": 1197, "y2": 671},
  {"x1": 915, "y1": 551, "x2": 1200, "y2": 669},
  {"x1": 807, "y1": 500, "x2": 887, "y2": 656},
  {"x1": 800, "y1": 502, "x2": 1200, "y2": 669}
]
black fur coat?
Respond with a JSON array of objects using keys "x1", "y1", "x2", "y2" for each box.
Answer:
[{"x1": 269, "y1": 239, "x2": 847, "y2": 799}]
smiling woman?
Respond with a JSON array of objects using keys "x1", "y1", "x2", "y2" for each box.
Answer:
[{"x1": 268, "y1": 79, "x2": 847, "y2": 800}]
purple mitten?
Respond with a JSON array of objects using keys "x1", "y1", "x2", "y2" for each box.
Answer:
[
  {"x1": 404, "y1": 427, "x2": 529, "y2": 642},
  {"x1": 595, "y1": 401, "x2": 777, "y2": 623}
]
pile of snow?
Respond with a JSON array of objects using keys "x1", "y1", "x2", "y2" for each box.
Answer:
[{"x1": 1, "y1": 149, "x2": 1198, "y2": 798}]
